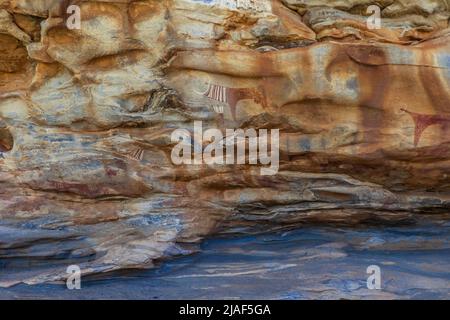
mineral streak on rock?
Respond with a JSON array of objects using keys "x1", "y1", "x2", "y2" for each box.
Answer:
[{"x1": 0, "y1": 0, "x2": 449, "y2": 286}]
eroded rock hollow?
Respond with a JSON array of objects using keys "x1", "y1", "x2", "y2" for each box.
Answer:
[{"x1": 0, "y1": 0, "x2": 449, "y2": 286}]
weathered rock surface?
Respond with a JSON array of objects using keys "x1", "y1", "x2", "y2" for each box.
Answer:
[
  {"x1": 0, "y1": 0, "x2": 449, "y2": 286},
  {"x1": 2, "y1": 217, "x2": 449, "y2": 299}
]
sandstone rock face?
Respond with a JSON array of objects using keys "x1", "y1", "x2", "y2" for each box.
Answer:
[{"x1": 0, "y1": 0, "x2": 449, "y2": 286}]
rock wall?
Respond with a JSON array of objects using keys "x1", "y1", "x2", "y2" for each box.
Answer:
[{"x1": 0, "y1": 0, "x2": 449, "y2": 286}]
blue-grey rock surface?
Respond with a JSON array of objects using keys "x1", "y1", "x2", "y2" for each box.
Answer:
[{"x1": 1, "y1": 217, "x2": 449, "y2": 299}]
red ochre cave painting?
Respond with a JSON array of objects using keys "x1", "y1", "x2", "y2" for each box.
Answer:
[
  {"x1": 401, "y1": 108, "x2": 450, "y2": 146},
  {"x1": 203, "y1": 84, "x2": 268, "y2": 121}
]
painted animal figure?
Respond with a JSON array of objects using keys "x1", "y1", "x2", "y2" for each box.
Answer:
[
  {"x1": 203, "y1": 84, "x2": 268, "y2": 121},
  {"x1": 401, "y1": 108, "x2": 450, "y2": 146}
]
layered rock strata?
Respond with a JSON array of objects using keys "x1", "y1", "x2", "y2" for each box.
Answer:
[{"x1": 0, "y1": 0, "x2": 449, "y2": 286}]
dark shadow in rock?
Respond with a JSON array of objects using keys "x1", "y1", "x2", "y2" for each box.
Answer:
[{"x1": 0, "y1": 125, "x2": 13, "y2": 152}]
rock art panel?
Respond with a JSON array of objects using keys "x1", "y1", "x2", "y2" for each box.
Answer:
[{"x1": 0, "y1": 0, "x2": 449, "y2": 286}]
